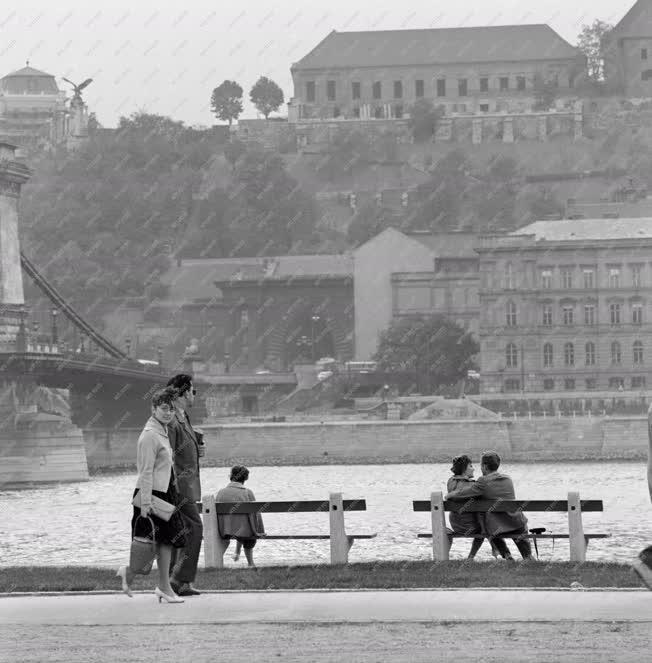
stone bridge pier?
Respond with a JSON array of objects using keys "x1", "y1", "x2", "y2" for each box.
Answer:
[{"x1": 0, "y1": 143, "x2": 88, "y2": 487}]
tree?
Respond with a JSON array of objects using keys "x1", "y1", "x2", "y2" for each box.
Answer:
[
  {"x1": 373, "y1": 315, "x2": 479, "y2": 393},
  {"x1": 250, "y1": 76, "x2": 285, "y2": 119},
  {"x1": 577, "y1": 19, "x2": 613, "y2": 83},
  {"x1": 211, "y1": 80, "x2": 243, "y2": 126},
  {"x1": 407, "y1": 99, "x2": 445, "y2": 142}
]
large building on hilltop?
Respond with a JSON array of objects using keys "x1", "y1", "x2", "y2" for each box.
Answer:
[
  {"x1": 289, "y1": 24, "x2": 582, "y2": 121},
  {"x1": 0, "y1": 66, "x2": 67, "y2": 146},
  {"x1": 477, "y1": 218, "x2": 652, "y2": 394}
]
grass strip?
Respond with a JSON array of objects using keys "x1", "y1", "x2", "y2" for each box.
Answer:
[{"x1": 0, "y1": 561, "x2": 644, "y2": 593}]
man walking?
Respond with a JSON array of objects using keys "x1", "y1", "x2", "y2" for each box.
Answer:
[
  {"x1": 167, "y1": 373, "x2": 203, "y2": 596},
  {"x1": 446, "y1": 450, "x2": 533, "y2": 560},
  {"x1": 632, "y1": 403, "x2": 652, "y2": 589}
]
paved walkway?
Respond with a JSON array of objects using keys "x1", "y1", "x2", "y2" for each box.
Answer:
[{"x1": 1, "y1": 589, "x2": 650, "y2": 624}]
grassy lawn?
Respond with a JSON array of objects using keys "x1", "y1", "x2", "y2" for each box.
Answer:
[{"x1": 0, "y1": 561, "x2": 644, "y2": 593}]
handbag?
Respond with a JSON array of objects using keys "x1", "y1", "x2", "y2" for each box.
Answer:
[
  {"x1": 129, "y1": 515, "x2": 156, "y2": 575},
  {"x1": 131, "y1": 492, "x2": 175, "y2": 522}
]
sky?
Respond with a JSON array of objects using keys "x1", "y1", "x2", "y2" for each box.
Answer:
[{"x1": 0, "y1": 0, "x2": 634, "y2": 127}]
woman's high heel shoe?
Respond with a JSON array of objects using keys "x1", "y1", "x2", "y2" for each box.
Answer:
[
  {"x1": 154, "y1": 587, "x2": 184, "y2": 604},
  {"x1": 116, "y1": 566, "x2": 133, "y2": 598}
]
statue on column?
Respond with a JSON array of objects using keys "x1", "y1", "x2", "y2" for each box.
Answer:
[{"x1": 63, "y1": 77, "x2": 93, "y2": 148}]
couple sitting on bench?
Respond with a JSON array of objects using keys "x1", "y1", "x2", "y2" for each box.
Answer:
[{"x1": 445, "y1": 451, "x2": 533, "y2": 561}]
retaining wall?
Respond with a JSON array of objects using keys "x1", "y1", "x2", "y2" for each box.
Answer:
[{"x1": 82, "y1": 416, "x2": 649, "y2": 470}]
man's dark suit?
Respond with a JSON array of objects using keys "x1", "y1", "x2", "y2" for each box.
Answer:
[
  {"x1": 169, "y1": 409, "x2": 203, "y2": 584},
  {"x1": 447, "y1": 470, "x2": 532, "y2": 559}
]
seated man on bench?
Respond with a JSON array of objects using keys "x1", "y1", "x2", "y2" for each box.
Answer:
[
  {"x1": 216, "y1": 465, "x2": 265, "y2": 568},
  {"x1": 446, "y1": 450, "x2": 533, "y2": 561}
]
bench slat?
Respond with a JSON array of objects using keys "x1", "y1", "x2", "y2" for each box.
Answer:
[
  {"x1": 211, "y1": 499, "x2": 367, "y2": 514},
  {"x1": 417, "y1": 533, "x2": 611, "y2": 539},
  {"x1": 257, "y1": 533, "x2": 377, "y2": 540},
  {"x1": 412, "y1": 499, "x2": 604, "y2": 513}
]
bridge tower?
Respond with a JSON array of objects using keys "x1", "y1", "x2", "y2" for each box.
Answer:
[{"x1": 0, "y1": 142, "x2": 89, "y2": 486}]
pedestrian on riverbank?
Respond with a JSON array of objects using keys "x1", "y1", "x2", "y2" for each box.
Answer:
[
  {"x1": 446, "y1": 455, "x2": 487, "y2": 559},
  {"x1": 216, "y1": 465, "x2": 265, "y2": 568},
  {"x1": 116, "y1": 387, "x2": 187, "y2": 603},
  {"x1": 632, "y1": 403, "x2": 652, "y2": 589},
  {"x1": 446, "y1": 450, "x2": 533, "y2": 561},
  {"x1": 167, "y1": 373, "x2": 204, "y2": 597}
]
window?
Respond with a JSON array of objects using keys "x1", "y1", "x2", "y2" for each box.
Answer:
[
  {"x1": 394, "y1": 104, "x2": 403, "y2": 118},
  {"x1": 583, "y1": 268, "x2": 594, "y2": 289},
  {"x1": 506, "y1": 301, "x2": 517, "y2": 327},
  {"x1": 415, "y1": 79, "x2": 424, "y2": 98},
  {"x1": 610, "y1": 302, "x2": 621, "y2": 324},
  {"x1": 632, "y1": 264, "x2": 643, "y2": 288},
  {"x1": 643, "y1": 48, "x2": 648, "y2": 60},
  {"x1": 543, "y1": 343, "x2": 553, "y2": 367},
  {"x1": 374, "y1": 106, "x2": 383, "y2": 118},
  {"x1": 562, "y1": 304, "x2": 574, "y2": 325},
  {"x1": 584, "y1": 304, "x2": 595, "y2": 326},
  {"x1": 632, "y1": 376, "x2": 646, "y2": 388},
  {"x1": 458, "y1": 78, "x2": 468, "y2": 96},
  {"x1": 561, "y1": 268, "x2": 573, "y2": 289},
  {"x1": 643, "y1": 69, "x2": 652, "y2": 81},
  {"x1": 327, "y1": 80, "x2": 336, "y2": 101},
  {"x1": 353, "y1": 106, "x2": 360, "y2": 118},
  {"x1": 564, "y1": 378, "x2": 576, "y2": 391},
  {"x1": 372, "y1": 81, "x2": 382, "y2": 99},
  {"x1": 437, "y1": 78, "x2": 446, "y2": 97},
  {"x1": 516, "y1": 75, "x2": 526, "y2": 90},
  {"x1": 306, "y1": 81, "x2": 315, "y2": 102},
  {"x1": 352, "y1": 82, "x2": 361, "y2": 100},
  {"x1": 543, "y1": 378, "x2": 555, "y2": 391},
  {"x1": 499, "y1": 76, "x2": 509, "y2": 90},
  {"x1": 393, "y1": 80, "x2": 403, "y2": 98},
  {"x1": 333, "y1": 106, "x2": 340, "y2": 118},
  {"x1": 609, "y1": 377, "x2": 624, "y2": 389},
  {"x1": 239, "y1": 308, "x2": 249, "y2": 329},
  {"x1": 504, "y1": 262, "x2": 514, "y2": 289},
  {"x1": 585, "y1": 342, "x2": 596, "y2": 366},
  {"x1": 585, "y1": 378, "x2": 597, "y2": 390},
  {"x1": 541, "y1": 269, "x2": 552, "y2": 289},
  {"x1": 609, "y1": 267, "x2": 620, "y2": 288},
  {"x1": 506, "y1": 343, "x2": 518, "y2": 368},
  {"x1": 542, "y1": 304, "x2": 553, "y2": 326},
  {"x1": 611, "y1": 341, "x2": 622, "y2": 365},
  {"x1": 564, "y1": 342, "x2": 574, "y2": 366},
  {"x1": 634, "y1": 340, "x2": 644, "y2": 364},
  {"x1": 480, "y1": 77, "x2": 489, "y2": 92},
  {"x1": 479, "y1": 103, "x2": 489, "y2": 112},
  {"x1": 633, "y1": 302, "x2": 643, "y2": 324},
  {"x1": 504, "y1": 378, "x2": 520, "y2": 392}
]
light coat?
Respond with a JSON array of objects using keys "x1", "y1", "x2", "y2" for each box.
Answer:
[{"x1": 135, "y1": 416, "x2": 174, "y2": 509}]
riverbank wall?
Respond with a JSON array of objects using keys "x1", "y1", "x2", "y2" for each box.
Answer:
[{"x1": 83, "y1": 416, "x2": 649, "y2": 470}]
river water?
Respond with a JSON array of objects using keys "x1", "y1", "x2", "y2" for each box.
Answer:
[{"x1": 1, "y1": 462, "x2": 650, "y2": 567}]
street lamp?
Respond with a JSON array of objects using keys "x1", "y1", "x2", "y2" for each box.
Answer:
[
  {"x1": 51, "y1": 309, "x2": 58, "y2": 350},
  {"x1": 310, "y1": 315, "x2": 320, "y2": 362}
]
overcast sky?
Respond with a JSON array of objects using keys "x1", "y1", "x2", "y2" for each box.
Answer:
[{"x1": 0, "y1": 0, "x2": 631, "y2": 127}]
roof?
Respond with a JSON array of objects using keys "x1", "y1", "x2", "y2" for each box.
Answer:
[
  {"x1": 292, "y1": 25, "x2": 578, "y2": 70},
  {"x1": 0, "y1": 66, "x2": 59, "y2": 94},
  {"x1": 407, "y1": 231, "x2": 478, "y2": 258},
  {"x1": 161, "y1": 255, "x2": 353, "y2": 301},
  {"x1": 510, "y1": 217, "x2": 652, "y2": 242},
  {"x1": 611, "y1": 0, "x2": 652, "y2": 38}
]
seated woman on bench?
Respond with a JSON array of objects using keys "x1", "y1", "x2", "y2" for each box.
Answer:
[
  {"x1": 447, "y1": 455, "x2": 493, "y2": 560},
  {"x1": 216, "y1": 465, "x2": 265, "y2": 568}
]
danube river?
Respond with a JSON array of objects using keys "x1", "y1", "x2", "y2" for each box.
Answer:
[{"x1": 2, "y1": 462, "x2": 649, "y2": 566}]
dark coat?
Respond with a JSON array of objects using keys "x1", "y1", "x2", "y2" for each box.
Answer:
[
  {"x1": 168, "y1": 409, "x2": 201, "y2": 502},
  {"x1": 215, "y1": 482, "x2": 265, "y2": 538},
  {"x1": 446, "y1": 476, "x2": 482, "y2": 535},
  {"x1": 446, "y1": 470, "x2": 528, "y2": 536}
]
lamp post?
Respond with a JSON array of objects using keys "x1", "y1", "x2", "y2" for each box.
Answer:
[
  {"x1": 310, "y1": 315, "x2": 320, "y2": 362},
  {"x1": 16, "y1": 305, "x2": 27, "y2": 352},
  {"x1": 125, "y1": 337, "x2": 131, "y2": 357},
  {"x1": 51, "y1": 309, "x2": 58, "y2": 350},
  {"x1": 32, "y1": 321, "x2": 39, "y2": 352}
]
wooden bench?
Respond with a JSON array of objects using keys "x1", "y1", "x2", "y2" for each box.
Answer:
[
  {"x1": 201, "y1": 492, "x2": 377, "y2": 568},
  {"x1": 413, "y1": 491, "x2": 610, "y2": 562}
]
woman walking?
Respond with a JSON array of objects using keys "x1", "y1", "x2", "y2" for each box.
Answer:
[{"x1": 117, "y1": 387, "x2": 187, "y2": 602}]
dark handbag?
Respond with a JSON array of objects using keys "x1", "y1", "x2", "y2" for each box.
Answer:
[{"x1": 129, "y1": 515, "x2": 157, "y2": 575}]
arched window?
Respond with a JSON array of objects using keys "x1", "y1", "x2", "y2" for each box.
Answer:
[
  {"x1": 585, "y1": 342, "x2": 596, "y2": 366},
  {"x1": 633, "y1": 340, "x2": 644, "y2": 365},
  {"x1": 506, "y1": 342, "x2": 518, "y2": 368},
  {"x1": 564, "y1": 342, "x2": 574, "y2": 366},
  {"x1": 543, "y1": 343, "x2": 553, "y2": 367},
  {"x1": 611, "y1": 341, "x2": 622, "y2": 365},
  {"x1": 506, "y1": 300, "x2": 517, "y2": 327},
  {"x1": 504, "y1": 262, "x2": 514, "y2": 289}
]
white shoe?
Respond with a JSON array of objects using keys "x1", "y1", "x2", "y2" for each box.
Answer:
[
  {"x1": 116, "y1": 566, "x2": 133, "y2": 598},
  {"x1": 154, "y1": 587, "x2": 184, "y2": 604}
]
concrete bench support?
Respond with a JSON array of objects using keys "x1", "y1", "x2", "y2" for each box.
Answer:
[
  {"x1": 431, "y1": 491, "x2": 450, "y2": 562},
  {"x1": 567, "y1": 491, "x2": 587, "y2": 562}
]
